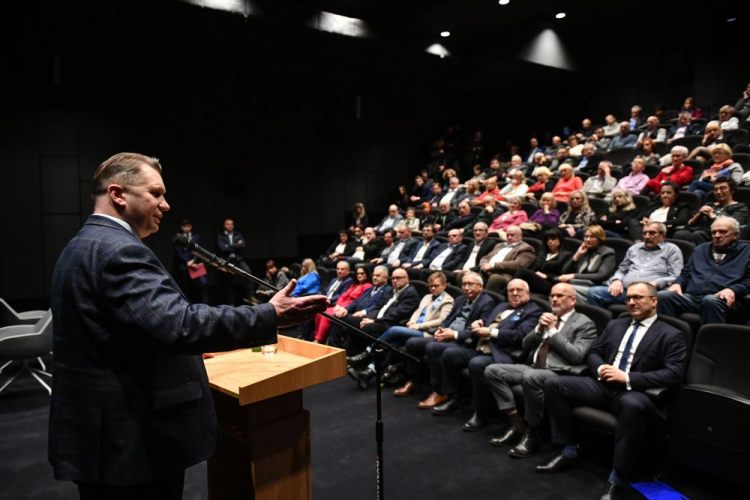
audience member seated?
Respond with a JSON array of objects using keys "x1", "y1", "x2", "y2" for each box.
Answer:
[
  {"x1": 687, "y1": 121, "x2": 726, "y2": 162},
  {"x1": 319, "y1": 230, "x2": 356, "y2": 267},
  {"x1": 582, "y1": 161, "x2": 617, "y2": 200},
  {"x1": 433, "y1": 279, "x2": 543, "y2": 420},
  {"x1": 411, "y1": 229, "x2": 469, "y2": 281},
  {"x1": 598, "y1": 189, "x2": 639, "y2": 238},
  {"x1": 395, "y1": 272, "x2": 496, "y2": 406},
  {"x1": 427, "y1": 182, "x2": 444, "y2": 208},
  {"x1": 479, "y1": 226, "x2": 536, "y2": 293},
  {"x1": 514, "y1": 228, "x2": 572, "y2": 295},
  {"x1": 448, "y1": 223, "x2": 496, "y2": 283},
  {"x1": 374, "y1": 205, "x2": 404, "y2": 234},
  {"x1": 567, "y1": 135, "x2": 584, "y2": 157},
  {"x1": 673, "y1": 177, "x2": 748, "y2": 244},
  {"x1": 480, "y1": 282, "x2": 596, "y2": 456},
  {"x1": 718, "y1": 105, "x2": 740, "y2": 131},
  {"x1": 630, "y1": 183, "x2": 690, "y2": 240},
  {"x1": 603, "y1": 114, "x2": 619, "y2": 137},
  {"x1": 525, "y1": 137, "x2": 544, "y2": 164},
  {"x1": 313, "y1": 265, "x2": 373, "y2": 344},
  {"x1": 433, "y1": 200, "x2": 456, "y2": 232},
  {"x1": 439, "y1": 200, "x2": 476, "y2": 235},
  {"x1": 501, "y1": 155, "x2": 529, "y2": 181},
  {"x1": 327, "y1": 266, "x2": 390, "y2": 347},
  {"x1": 638, "y1": 138, "x2": 660, "y2": 166},
  {"x1": 681, "y1": 96, "x2": 703, "y2": 119},
  {"x1": 291, "y1": 258, "x2": 321, "y2": 297},
  {"x1": 558, "y1": 190, "x2": 595, "y2": 238},
  {"x1": 463, "y1": 178, "x2": 482, "y2": 204},
  {"x1": 394, "y1": 185, "x2": 410, "y2": 211},
  {"x1": 384, "y1": 225, "x2": 419, "y2": 268},
  {"x1": 667, "y1": 111, "x2": 704, "y2": 144},
  {"x1": 528, "y1": 152, "x2": 548, "y2": 176},
  {"x1": 557, "y1": 225, "x2": 616, "y2": 302},
  {"x1": 552, "y1": 164, "x2": 583, "y2": 202},
  {"x1": 347, "y1": 272, "x2": 455, "y2": 389},
  {"x1": 409, "y1": 176, "x2": 430, "y2": 205},
  {"x1": 348, "y1": 202, "x2": 369, "y2": 232},
  {"x1": 403, "y1": 207, "x2": 420, "y2": 232},
  {"x1": 254, "y1": 259, "x2": 289, "y2": 303},
  {"x1": 640, "y1": 146, "x2": 693, "y2": 197},
  {"x1": 540, "y1": 282, "x2": 687, "y2": 500},
  {"x1": 548, "y1": 147, "x2": 570, "y2": 172},
  {"x1": 613, "y1": 157, "x2": 649, "y2": 197},
  {"x1": 587, "y1": 222, "x2": 683, "y2": 308},
  {"x1": 629, "y1": 105, "x2": 644, "y2": 129},
  {"x1": 608, "y1": 122, "x2": 637, "y2": 151},
  {"x1": 591, "y1": 128, "x2": 612, "y2": 152},
  {"x1": 321, "y1": 261, "x2": 353, "y2": 303},
  {"x1": 441, "y1": 176, "x2": 466, "y2": 208},
  {"x1": 544, "y1": 136, "x2": 563, "y2": 160},
  {"x1": 687, "y1": 144, "x2": 742, "y2": 196},
  {"x1": 568, "y1": 142, "x2": 602, "y2": 174},
  {"x1": 349, "y1": 227, "x2": 383, "y2": 264},
  {"x1": 525, "y1": 168, "x2": 554, "y2": 201},
  {"x1": 499, "y1": 171, "x2": 529, "y2": 204},
  {"x1": 466, "y1": 196, "x2": 502, "y2": 233},
  {"x1": 578, "y1": 118, "x2": 595, "y2": 139},
  {"x1": 483, "y1": 158, "x2": 502, "y2": 184},
  {"x1": 658, "y1": 217, "x2": 750, "y2": 326},
  {"x1": 471, "y1": 164, "x2": 488, "y2": 184},
  {"x1": 402, "y1": 223, "x2": 441, "y2": 272},
  {"x1": 419, "y1": 201, "x2": 436, "y2": 227},
  {"x1": 636, "y1": 116, "x2": 667, "y2": 146},
  {"x1": 471, "y1": 179, "x2": 502, "y2": 206},
  {"x1": 522, "y1": 192, "x2": 560, "y2": 236},
  {"x1": 488, "y1": 197, "x2": 528, "y2": 239},
  {"x1": 370, "y1": 229, "x2": 395, "y2": 265},
  {"x1": 341, "y1": 267, "x2": 420, "y2": 360},
  {"x1": 735, "y1": 82, "x2": 750, "y2": 120}
]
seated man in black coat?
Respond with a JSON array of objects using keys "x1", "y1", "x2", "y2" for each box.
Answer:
[
  {"x1": 411, "y1": 229, "x2": 468, "y2": 282},
  {"x1": 537, "y1": 282, "x2": 687, "y2": 500},
  {"x1": 437, "y1": 200, "x2": 476, "y2": 236}
]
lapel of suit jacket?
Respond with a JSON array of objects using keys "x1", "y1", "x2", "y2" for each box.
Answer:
[{"x1": 630, "y1": 319, "x2": 661, "y2": 369}]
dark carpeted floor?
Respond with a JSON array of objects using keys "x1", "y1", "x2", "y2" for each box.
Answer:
[{"x1": 0, "y1": 357, "x2": 737, "y2": 499}]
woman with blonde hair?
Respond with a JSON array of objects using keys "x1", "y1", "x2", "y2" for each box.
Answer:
[
  {"x1": 498, "y1": 171, "x2": 529, "y2": 205},
  {"x1": 558, "y1": 224, "x2": 617, "y2": 301},
  {"x1": 558, "y1": 190, "x2": 595, "y2": 238},
  {"x1": 291, "y1": 258, "x2": 321, "y2": 297},
  {"x1": 551, "y1": 164, "x2": 583, "y2": 202},
  {"x1": 598, "y1": 189, "x2": 639, "y2": 238},
  {"x1": 687, "y1": 144, "x2": 742, "y2": 196},
  {"x1": 348, "y1": 202, "x2": 368, "y2": 231}
]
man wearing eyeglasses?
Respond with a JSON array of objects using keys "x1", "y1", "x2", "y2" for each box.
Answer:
[
  {"x1": 587, "y1": 222, "x2": 682, "y2": 307},
  {"x1": 540, "y1": 282, "x2": 687, "y2": 500}
]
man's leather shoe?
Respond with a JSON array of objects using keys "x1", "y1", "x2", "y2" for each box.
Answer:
[
  {"x1": 536, "y1": 453, "x2": 578, "y2": 473},
  {"x1": 381, "y1": 364, "x2": 400, "y2": 383},
  {"x1": 431, "y1": 397, "x2": 461, "y2": 415},
  {"x1": 599, "y1": 481, "x2": 628, "y2": 500},
  {"x1": 462, "y1": 412, "x2": 488, "y2": 432},
  {"x1": 490, "y1": 427, "x2": 522, "y2": 447},
  {"x1": 346, "y1": 351, "x2": 371, "y2": 368},
  {"x1": 508, "y1": 428, "x2": 540, "y2": 458},
  {"x1": 355, "y1": 367, "x2": 375, "y2": 390},
  {"x1": 394, "y1": 381, "x2": 421, "y2": 397},
  {"x1": 418, "y1": 392, "x2": 448, "y2": 409}
]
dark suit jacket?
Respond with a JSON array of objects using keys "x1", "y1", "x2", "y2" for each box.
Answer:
[
  {"x1": 445, "y1": 292, "x2": 496, "y2": 342},
  {"x1": 49, "y1": 216, "x2": 278, "y2": 484},
  {"x1": 389, "y1": 237, "x2": 419, "y2": 264},
  {"x1": 431, "y1": 242, "x2": 469, "y2": 271},
  {"x1": 477, "y1": 301, "x2": 543, "y2": 362},
  {"x1": 324, "y1": 239, "x2": 356, "y2": 257},
  {"x1": 368, "y1": 284, "x2": 420, "y2": 327},
  {"x1": 443, "y1": 213, "x2": 477, "y2": 232},
  {"x1": 530, "y1": 249, "x2": 572, "y2": 281},
  {"x1": 569, "y1": 153, "x2": 603, "y2": 174},
  {"x1": 174, "y1": 233, "x2": 203, "y2": 272},
  {"x1": 456, "y1": 239, "x2": 496, "y2": 272},
  {"x1": 323, "y1": 276, "x2": 353, "y2": 303},
  {"x1": 404, "y1": 239, "x2": 441, "y2": 267},
  {"x1": 217, "y1": 230, "x2": 247, "y2": 262},
  {"x1": 346, "y1": 285, "x2": 391, "y2": 314},
  {"x1": 587, "y1": 316, "x2": 687, "y2": 391}
]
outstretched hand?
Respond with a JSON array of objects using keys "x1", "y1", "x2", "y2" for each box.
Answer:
[{"x1": 270, "y1": 279, "x2": 329, "y2": 328}]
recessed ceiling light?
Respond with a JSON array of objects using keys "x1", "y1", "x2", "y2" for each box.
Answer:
[
  {"x1": 441, "y1": 31, "x2": 450, "y2": 37},
  {"x1": 499, "y1": 0, "x2": 510, "y2": 5},
  {"x1": 555, "y1": 13, "x2": 566, "y2": 19},
  {"x1": 727, "y1": 17, "x2": 737, "y2": 22}
]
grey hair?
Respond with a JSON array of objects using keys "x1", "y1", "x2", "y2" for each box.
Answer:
[
  {"x1": 463, "y1": 271, "x2": 484, "y2": 287},
  {"x1": 671, "y1": 145, "x2": 689, "y2": 156},
  {"x1": 712, "y1": 216, "x2": 740, "y2": 233},
  {"x1": 374, "y1": 265, "x2": 390, "y2": 277}
]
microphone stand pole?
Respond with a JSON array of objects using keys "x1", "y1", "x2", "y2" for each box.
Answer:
[{"x1": 175, "y1": 234, "x2": 418, "y2": 500}]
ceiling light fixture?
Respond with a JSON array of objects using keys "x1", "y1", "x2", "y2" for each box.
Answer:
[
  {"x1": 499, "y1": 0, "x2": 510, "y2": 5},
  {"x1": 727, "y1": 17, "x2": 737, "y2": 22},
  {"x1": 555, "y1": 13, "x2": 566, "y2": 19},
  {"x1": 441, "y1": 31, "x2": 450, "y2": 37}
]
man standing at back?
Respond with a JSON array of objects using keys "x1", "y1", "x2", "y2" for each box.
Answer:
[{"x1": 49, "y1": 153, "x2": 327, "y2": 499}]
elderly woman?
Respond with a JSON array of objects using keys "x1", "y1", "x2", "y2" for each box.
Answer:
[
  {"x1": 526, "y1": 167, "x2": 553, "y2": 201},
  {"x1": 514, "y1": 227, "x2": 573, "y2": 295},
  {"x1": 498, "y1": 171, "x2": 529, "y2": 205},
  {"x1": 291, "y1": 258, "x2": 321, "y2": 297},
  {"x1": 582, "y1": 161, "x2": 617, "y2": 199},
  {"x1": 522, "y1": 192, "x2": 560, "y2": 236},
  {"x1": 463, "y1": 178, "x2": 482, "y2": 203},
  {"x1": 687, "y1": 144, "x2": 743, "y2": 196},
  {"x1": 488, "y1": 196, "x2": 528, "y2": 239},
  {"x1": 630, "y1": 182, "x2": 690, "y2": 240},
  {"x1": 558, "y1": 190, "x2": 595, "y2": 238},
  {"x1": 403, "y1": 207, "x2": 421, "y2": 232},
  {"x1": 674, "y1": 176, "x2": 749, "y2": 244},
  {"x1": 641, "y1": 145, "x2": 694, "y2": 197},
  {"x1": 472, "y1": 178, "x2": 501, "y2": 206},
  {"x1": 552, "y1": 164, "x2": 583, "y2": 202},
  {"x1": 613, "y1": 157, "x2": 649, "y2": 197},
  {"x1": 558, "y1": 225, "x2": 617, "y2": 302},
  {"x1": 598, "y1": 189, "x2": 640, "y2": 238}
]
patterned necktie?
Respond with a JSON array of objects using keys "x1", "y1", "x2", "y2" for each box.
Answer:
[
  {"x1": 618, "y1": 323, "x2": 641, "y2": 372},
  {"x1": 535, "y1": 317, "x2": 561, "y2": 368}
]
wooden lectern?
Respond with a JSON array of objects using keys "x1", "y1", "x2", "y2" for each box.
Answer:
[{"x1": 204, "y1": 335, "x2": 346, "y2": 499}]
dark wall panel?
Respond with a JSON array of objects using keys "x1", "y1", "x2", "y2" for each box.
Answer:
[
  {"x1": 41, "y1": 155, "x2": 80, "y2": 214},
  {"x1": 42, "y1": 215, "x2": 81, "y2": 294}
]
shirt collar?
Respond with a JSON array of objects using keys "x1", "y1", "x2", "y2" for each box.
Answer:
[
  {"x1": 92, "y1": 213, "x2": 136, "y2": 237},
  {"x1": 636, "y1": 314, "x2": 658, "y2": 328}
]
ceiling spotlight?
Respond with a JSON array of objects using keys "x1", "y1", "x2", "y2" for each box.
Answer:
[
  {"x1": 499, "y1": 0, "x2": 510, "y2": 5},
  {"x1": 555, "y1": 13, "x2": 566, "y2": 19},
  {"x1": 441, "y1": 31, "x2": 450, "y2": 37},
  {"x1": 727, "y1": 17, "x2": 737, "y2": 22}
]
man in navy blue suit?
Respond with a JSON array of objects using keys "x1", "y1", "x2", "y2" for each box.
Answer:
[
  {"x1": 49, "y1": 153, "x2": 328, "y2": 499},
  {"x1": 537, "y1": 282, "x2": 687, "y2": 500}
]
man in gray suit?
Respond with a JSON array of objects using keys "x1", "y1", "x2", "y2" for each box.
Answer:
[{"x1": 482, "y1": 283, "x2": 597, "y2": 458}]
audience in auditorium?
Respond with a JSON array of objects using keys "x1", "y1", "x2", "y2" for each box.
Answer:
[
  {"x1": 673, "y1": 177, "x2": 748, "y2": 244},
  {"x1": 557, "y1": 225, "x2": 616, "y2": 302},
  {"x1": 312, "y1": 265, "x2": 372, "y2": 344},
  {"x1": 609, "y1": 122, "x2": 637, "y2": 150},
  {"x1": 636, "y1": 116, "x2": 666, "y2": 146},
  {"x1": 582, "y1": 162, "x2": 617, "y2": 200},
  {"x1": 687, "y1": 121, "x2": 725, "y2": 161},
  {"x1": 687, "y1": 144, "x2": 742, "y2": 196},
  {"x1": 488, "y1": 197, "x2": 528, "y2": 238},
  {"x1": 603, "y1": 114, "x2": 619, "y2": 137},
  {"x1": 402, "y1": 223, "x2": 441, "y2": 271},
  {"x1": 254, "y1": 259, "x2": 289, "y2": 303},
  {"x1": 641, "y1": 146, "x2": 693, "y2": 196},
  {"x1": 598, "y1": 189, "x2": 639, "y2": 238},
  {"x1": 320, "y1": 230, "x2": 356, "y2": 267},
  {"x1": 374, "y1": 205, "x2": 404, "y2": 234},
  {"x1": 613, "y1": 157, "x2": 649, "y2": 196},
  {"x1": 558, "y1": 190, "x2": 595, "y2": 238},
  {"x1": 514, "y1": 228, "x2": 571, "y2": 294},
  {"x1": 523, "y1": 193, "x2": 561, "y2": 235},
  {"x1": 292, "y1": 258, "x2": 321, "y2": 297},
  {"x1": 667, "y1": 111, "x2": 704, "y2": 143},
  {"x1": 638, "y1": 138, "x2": 661, "y2": 166}
]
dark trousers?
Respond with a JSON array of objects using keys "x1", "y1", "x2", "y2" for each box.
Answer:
[
  {"x1": 405, "y1": 337, "x2": 452, "y2": 387},
  {"x1": 346, "y1": 321, "x2": 388, "y2": 356},
  {"x1": 514, "y1": 268, "x2": 554, "y2": 296},
  {"x1": 76, "y1": 469, "x2": 184, "y2": 500},
  {"x1": 545, "y1": 375, "x2": 663, "y2": 477}
]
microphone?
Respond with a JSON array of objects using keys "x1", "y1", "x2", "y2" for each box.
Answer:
[{"x1": 173, "y1": 233, "x2": 232, "y2": 272}]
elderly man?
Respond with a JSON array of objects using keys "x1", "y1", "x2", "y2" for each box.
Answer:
[
  {"x1": 433, "y1": 200, "x2": 455, "y2": 231},
  {"x1": 438, "y1": 200, "x2": 476, "y2": 235},
  {"x1": 540, "y1": 282, "x2": 687, "y2": 500},
  {"x1": 603, "y1": 114, "x2": 619, "y2": 137},
  {"x1": 370, "y1": 229, "x2": 395, "y2": 265},
  {"x1": 629, "y1": 105, "x2": 644, "y2": 129},
  {"x1": 441, "y1": 176, "x2": 465, "y2": 208},
  {"x1": 374, "y1": 205, "x2": 404, "y2": 234},
  {"x1": 582, "y1": 161, "x2": 617, "y2": 200},
  {"x1": 395, "y1": 272, "x2": 496, "y2": 405},
  {"x1": 348, "y1": 272, "x2": 455, "y2": 389},
  {"x1": 428, "y1": 182, "x2": 444, "y2": 208},
  {"x1": 525, "y1": 137, "x2": 544, "y2": 164},
  {"x1": 608, "y1": 122, "x2": 637, "y2": 151},
  {"x1": 613, "y1": 157, "x2": 649, "y2": 196},
  {"x1": 548, "y1": 147, "x2": 570, "y2": 172},
  {"x1": 349, "y1": 226, "x2": 384, "y2": 263},
  {"x1": 587, "y1": 223, "x2": 683, "y2": 307},
  {"x1": 687, "y1": 121, "x2": 726, "y2": 161},
  {"x1": 411, "y1": 229, "x2": 469, "y2": 283},
  {"x1": 544, "y1": 136, "x2": 563, "y2": 160},
  {"x1": 478, "y1": 226, "x2": 536, "y2": 293},
  {"x1": 49, "y1": 153, "x2": 327, "y2": 497},
  {"x1": 568, "y1": 142, "x2": 602, "y2": 174},
  {"x1": 591, "y1": 128, "x2": 612, "y2": 152},
  {"x1": 636, "y1": 116, "x2": 667, "y2": 146},
  {"x1": 578, "y1": 118, "x2": 594, "y2": 138},
  {"x1": 658, "y1": 217, "x2": 750, "y2": 325},
  {"x1": 480, "y1": 283, "x2": 596, "y2": 458},
  {"x1": 667, "y1": 111, "x2": 704, "y2": 144},
  {"x1": 385, "y1": 224, "x2": 419, "y2": 268},
  {"x1": 446, "y1": 222, "x2": 496, "y2": 283}
]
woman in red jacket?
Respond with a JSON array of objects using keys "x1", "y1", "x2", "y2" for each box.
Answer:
[
  {"x1": 640, "y1": 145, "x2": 694, "y2": 198},
  {"x1": 313, "y1": 266, "x2": 373, "y2": 343}
]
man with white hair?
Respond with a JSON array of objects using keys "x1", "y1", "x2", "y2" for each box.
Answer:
[
  {"x1": 374, "y1": 205, "x2": 404, "y2": 234},
  {"x1": 636, "y1": 116, "x2": 667, "y2": 146},
  {"x1": 667, "y1": 111, "x2": 704, "y2": 144}
]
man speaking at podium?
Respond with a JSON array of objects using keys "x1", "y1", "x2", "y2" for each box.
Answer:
[{"x1": 48, "y1": 153, "x2": 328, "y2": 499}]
